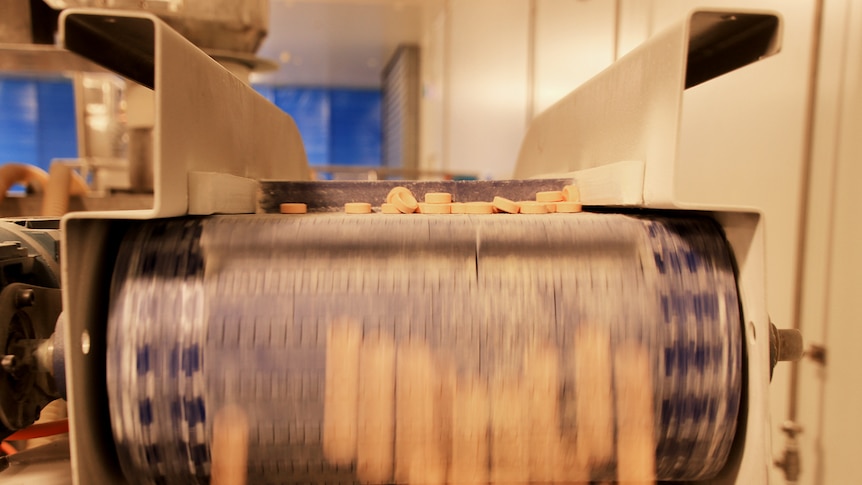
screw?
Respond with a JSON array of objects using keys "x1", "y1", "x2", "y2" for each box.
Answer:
[
  {"x1": 807, "y1": 344, "x2": 827, "y2": 365},
  {"x1": 775, "y1": 421, "x2": 802, "y2": 482},
  {"x1": 781, "y1": 420, "x2": 803, "y2": 438},
  {"x1": 1, "y1": 354, "x2": 17, "y2": 373},
  {"x1": 15, "y1": 288, "x2": 35, "y2": 308}
]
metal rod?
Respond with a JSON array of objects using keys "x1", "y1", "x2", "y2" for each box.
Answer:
[{"x1": 789, "y1": 0, "x2": 827, "y2": 424}]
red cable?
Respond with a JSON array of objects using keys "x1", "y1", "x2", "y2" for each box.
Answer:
[
  {"x1": 4, "y1": 419, "x2": 69, "y2": 441},
  {"x1": 1, "y1": 441, "x2": 16, "y2": 455}
]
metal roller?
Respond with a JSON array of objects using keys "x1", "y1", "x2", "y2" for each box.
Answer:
[{"x1": 106, "y1": 212, "x2": 742, "y2": 484}]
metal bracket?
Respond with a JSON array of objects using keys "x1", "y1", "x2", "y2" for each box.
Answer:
[
  {"x1": 513, "y1": 10, "x2": 781, "y2": 209},
  {"x1": 59, "y1": 8, "x2": 311, "y2": 219},
  {"x1": 56, "y1": 9, "x2": 312, "y2": 484},
  {"x1": 774, "y1": 421, "x2": 803, "y2": 483},
  {"x1": 769, "y1": 321, "x2": 805, "y2": 379},
  {"x1": 0, "y1": 283, "x2": 62, "y2": 440}
]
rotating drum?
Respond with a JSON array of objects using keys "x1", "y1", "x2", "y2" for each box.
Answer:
[{"x1": 106, "y1": 212, "x2": 742, "y2": 484}]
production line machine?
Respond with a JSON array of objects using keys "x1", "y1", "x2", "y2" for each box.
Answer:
[{"x1": 0, "y1": 7, "x2": 803, "y2": 484}]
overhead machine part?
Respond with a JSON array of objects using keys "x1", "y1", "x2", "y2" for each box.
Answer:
[{"x1": 42, "y1": 0, "x2": 273, "y2": 76}]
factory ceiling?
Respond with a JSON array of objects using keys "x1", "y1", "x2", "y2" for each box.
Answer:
[{"x1": 252, "y1": 0, "x2": 426, "y2": 88}]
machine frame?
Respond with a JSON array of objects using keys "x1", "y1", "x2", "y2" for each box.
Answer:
[{"x1": 57, "y1": 8, "x2": 781, "y2": 484}]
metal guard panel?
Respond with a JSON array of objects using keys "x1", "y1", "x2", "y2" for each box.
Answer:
[
  {"x1": 513, "y1": 9, "x2": 781, "y2": 209},
  {"x1": 59, "y1": 9, "x2": 311, "y2": 220}
]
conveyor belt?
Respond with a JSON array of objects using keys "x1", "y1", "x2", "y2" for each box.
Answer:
[{"x1": 106, "y1": 212, "x2": 742, "y2": 484}]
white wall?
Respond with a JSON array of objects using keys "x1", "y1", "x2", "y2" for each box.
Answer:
[
  {"x1": 532, "y1": 0, "x2": 616, "y2": 115},
  {"x1": 801, "y1": 0, "x2": 862, "y2": 483},
  {"x1": 445, "y1": 0, "x2": 531, "y2": 179},
  {"x1": 418, "y1": 1, "x2": 447, "y2": 176},
  {"x1": 419, "y1": 0, "x2": 616, "y2": 179}
]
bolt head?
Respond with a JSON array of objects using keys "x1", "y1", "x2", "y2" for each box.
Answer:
[{"x1": 1, "y1": 354, "x2": 17, "y2": 372}]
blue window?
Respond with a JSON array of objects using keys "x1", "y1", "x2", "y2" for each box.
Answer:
[
  {"x1": 256, "y1": 85, "x2": 382, "y2": 167},
  {"x1": 0, "y1": 76, "x2": 77, "y2": 172},
  {"x1": 0, "y1": 77, "x2": 381, "y2": 177}
]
